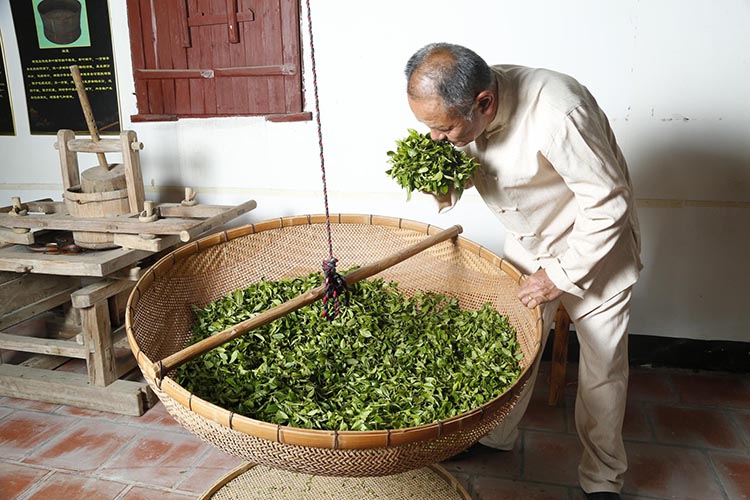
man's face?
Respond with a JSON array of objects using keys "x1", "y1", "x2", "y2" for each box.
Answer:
[{"x1": 408, "y1": 96, "x2": 484, "y2": 147}]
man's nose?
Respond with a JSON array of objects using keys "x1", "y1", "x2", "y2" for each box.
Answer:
[{"x1": 429, "y1": 130, "x2": 446, "y2": 141}]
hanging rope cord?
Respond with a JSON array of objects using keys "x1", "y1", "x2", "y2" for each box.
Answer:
[{"x1": 306, "y1": 0, "x2": 347, "y2": 320}]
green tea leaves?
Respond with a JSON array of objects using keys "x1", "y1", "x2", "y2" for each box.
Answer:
[
  {"x1": 385, "y1": 129, "x2": 479, "y2": 199},
  {"x1": 176, "y1": 273, "x2": 521, "y2": 432}
]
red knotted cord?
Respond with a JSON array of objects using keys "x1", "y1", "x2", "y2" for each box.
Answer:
[{"x1": 305, "y1": 0, "x2": 346, "y2": 320}]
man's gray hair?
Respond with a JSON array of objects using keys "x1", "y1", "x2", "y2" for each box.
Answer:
[{"x1": 405, "y1": 43, "x2": 493, "y2": 118}]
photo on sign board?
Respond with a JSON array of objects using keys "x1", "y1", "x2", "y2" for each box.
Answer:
[
  {"x1": 9, "y1": 0, "x2": 119, "y2": 134},
  {"x1": 33, "y1": 0, "x2": 91, "y2": 49}
]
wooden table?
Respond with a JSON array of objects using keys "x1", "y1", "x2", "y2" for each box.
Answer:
[{"x1": 0, "y1": 240, "x2": 163, "y2": 415}]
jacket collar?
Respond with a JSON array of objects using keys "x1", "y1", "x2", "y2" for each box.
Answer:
[{"x1": 483, "y1": 67, "x2": 514, "y2": 140}]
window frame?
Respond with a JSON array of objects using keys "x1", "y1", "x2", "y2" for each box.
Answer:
[{"x1": 125, "y1": 0, "x2": 309, "y2": 122}]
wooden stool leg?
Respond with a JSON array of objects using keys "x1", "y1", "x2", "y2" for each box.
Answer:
[
  {"x1": 548, "y1": 303, "x2": 571, "y2": 406},
  {"x1": 80, "y1": 300, "x2": 116, "y2": 387}
]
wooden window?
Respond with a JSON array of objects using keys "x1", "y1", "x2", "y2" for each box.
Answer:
[{"x1": 126, "y1": 0, "x2": 305, "y2": 121}]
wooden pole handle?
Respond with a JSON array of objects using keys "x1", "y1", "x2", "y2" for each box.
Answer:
[
  {"x1": 179, "y1": 199, "x2": 257, "y2": 242},
  {"x1": 70, "y1": 65, "x2": 109, "y2": 171},
  {"x1": 152, "y1": 224, "x2": 463, "y2": 377}
]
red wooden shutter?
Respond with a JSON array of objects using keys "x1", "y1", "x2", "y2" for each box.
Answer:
[{"x1": 127, "y1": 0, "x2": 301, "y2": 120}]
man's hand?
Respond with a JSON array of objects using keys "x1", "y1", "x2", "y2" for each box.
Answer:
[
  {"x1": 422, "y1": 188, "x2": 459, "y2": 213},
  {"x1": 430, "y1": 189, "x2": 456, "y2": 212},
  {"x1": 424, "y1": 180, "x2": 473, "y2": 213},
  {"x1": 517, "y1": 268, "x2": 563, "y2": 309}
]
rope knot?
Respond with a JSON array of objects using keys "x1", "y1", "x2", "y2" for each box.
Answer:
[{"x1": 321, "y1": 258, "x2": 347, "y2": 321}]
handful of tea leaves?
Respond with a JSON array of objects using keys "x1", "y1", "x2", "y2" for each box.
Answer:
[
  {"x1": 386, "y1": 128, "x2": 479, "y2": 200},
  {"x1": 175, "y1": 272, "x2": 521, "y2": 431}
]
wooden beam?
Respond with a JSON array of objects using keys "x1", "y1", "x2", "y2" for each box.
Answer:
[
  {"x1": 80, "y1": 300, "x2": 116, "y2": 387},
  {"x1": 113, "y1": 233, "x2": 180, "y2": 252},
  {"x1": 0, "y1": 198, "x2": 54, "y2": 213},
  {"x1": 0, "y1": 212, "x2": 237, "y2": 235},
  {"x1": 0, "y1": 332, "x2": 87, "y2": 358},
  {"x1": 121, "y1": 130, "x2": 145, "y2": 214},
  {"x1": 0, "y1": 364, "x2": 152, "y2": 416},
  {"x1": 179, "y1": 199, "x2": 257, "y2": 242},
  {"x1": 0, "y1": 274, "x2": 79, "y2": 316},
  {"x1": 20, "y1": 354, "x2": 70, "y2": 370},
  {"x1": 25, "y1": 202, "x2": 64, "y2": 214},
  {"x1": 55, "y1": 138, "x2": 124, "y2": 153},
  {"x1": 57, "y1": 129, "x2": 80, "y2": 191},
  {"x1": 548, "y1": 304, "x2": 572, "y2": 406},
  {"x1": 157, "y1": 204, "x2": 238, "y2": 218},
  {"x1": 0, "y1": 227, "x2": 35, "y2": 245},
  {"x1": 0, "y1": 245, "x2": 151, "y2": 277},
  {"x1": 134, "y1": 64, "x2": 294, "y2": 79},
  {"x1": 0, "y1": 283, "x2": 80, "y2": 330},
  {"x1": 71, "y1": 279, "x2": 135, "y2": 309}
]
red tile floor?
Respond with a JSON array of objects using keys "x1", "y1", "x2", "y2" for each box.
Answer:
[{"x1": 1, "y1": 360, "x2": 748, "y2": 500}]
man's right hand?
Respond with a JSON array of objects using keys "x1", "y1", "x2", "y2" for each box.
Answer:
[
  {"x1": 425, "y1": 179, "x2": 473, "y2": 213},
  {"x1": 430, "y1": 190, "x2": 457, "y2": 212}
]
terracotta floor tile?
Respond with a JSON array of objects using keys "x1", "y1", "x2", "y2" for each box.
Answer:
[
  {"x1": 564, "y1": 396, "x2": 577, "y2": 434},
  {"x1": 439, "y1": 437, "x2": 523, "y2": 479},
  {"x1": 55, "y1": 359, "x2": 88, "y2": 374},
  {"x1": 0, "y1": 410, "x2": 76, "y2": 460},
  {"x1": 176, "y1": 446, "x2": 247, "y2": 493},
  {"x1": 54, "y1": 405, "x2": 122, "y2": 419},
  {"x1": 733, "y1": 411, "x2": 750, "y2": 447},
  {"x1": 24, "y1": 471, "x2": 127, "y2": 500},
  {"x1": 563, "y1": 396, "x2": 651, "y2": 443},
  {"x1": 622, "y1": 401, "x2": 653, "y2": 442},
  {"x1": 519, "y1": 393, "x2": 566, "y2": 433},
  {"x1": 530, "y1": 362, "x2": 553, "y2": 396},
  {"x1": 648, "y1": 405, "x2": 744, "y2": 451},
  {"x1": 0, "y1": 396, "x2": 62, "y2": 413},
  {"x1": 24, "y1": 419, "x2": 141, "y2": 472},
  {"x1": 116, "y1": 401, "x2": 186, "y2": 433},
  {"x1": 98, "y1": 429, "x2": 209, "y2": 488},
  {"x1": 120, "y1": 485, "x2": 195, "y2": 499},
  {"x1": 710, "y1": 452, "x2": 750, "y2": 500},
  {"x1": 0, "y1": 461, "x2": 50, "y2": 499},
  {"x1": 523, "y1": 431, "x2": 582, "y2": 486},
  {"x1": 471, "y1": 476, "x2": 568, "y2": 500},
  {"x1": 451, "y1": 471, "x2": 472, "y2": 496},
  {"x1": 571, "y1": 492, "x2": 654, "y2": 500},
  {"x1": 623, "y1": 442, "x2": 725, "y2": 499},
  {"x1": 560, "y1": 362, "x2": 581, "y2": 399},
  {"x1": 534, "y1": 357, "x2": 576, "y2": 393},
  {"x1": 671, "y1": 371, "x2": 750, "y2": 409},
  {"x1": 1, "y1": 361, "x2": 748, "y2": 499},
  {"x1": 628, "y1": 368, "x2": 678, "y2": 403}
]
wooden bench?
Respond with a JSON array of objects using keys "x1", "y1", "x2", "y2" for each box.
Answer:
[{"x1": 548, "y1": 303, "x2": 572, "y2": 406}]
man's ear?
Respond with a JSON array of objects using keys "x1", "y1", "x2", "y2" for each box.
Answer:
[{"x1": 476, "y1": 90, "x2": 494, "y2": 115}]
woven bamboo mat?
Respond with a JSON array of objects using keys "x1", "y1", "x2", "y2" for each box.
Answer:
[{"x1": 200, "y1": 463, "x2": 471, "y2": 500}]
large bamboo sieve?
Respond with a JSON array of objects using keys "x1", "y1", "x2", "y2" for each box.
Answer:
[{"x1": 125, "y1": 214, "x2": 542, "y2": 477}]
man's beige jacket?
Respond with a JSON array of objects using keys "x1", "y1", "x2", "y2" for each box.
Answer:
[{"x1": 467, "y1": 65, "x2": 642, "y2": 319}]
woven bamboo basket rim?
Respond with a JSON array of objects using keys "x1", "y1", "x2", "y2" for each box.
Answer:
[
  {"x1": 126, "y1": 213, "x2": 542, "y2": 451},
  {"x1": 198, "y1": 462, "x2": 472, "y2": 500}
]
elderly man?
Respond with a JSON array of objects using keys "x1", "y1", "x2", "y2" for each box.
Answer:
[{"x1": 404, "y1": 43, "x2": 642, "y2": 500}]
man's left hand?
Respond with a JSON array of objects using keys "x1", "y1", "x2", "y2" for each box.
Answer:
[{"x1": 517, "y1": 269, "x2": 563, "y2": 309}]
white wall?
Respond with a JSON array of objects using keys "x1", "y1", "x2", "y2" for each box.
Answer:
[{"x1": 1, "y1": 1, "x2": 748, "y2": 341}]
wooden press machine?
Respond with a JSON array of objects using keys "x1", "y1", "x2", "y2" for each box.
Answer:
[
  {"x1": 0, "y1": 66, "x2": 255, "y2": 416},
  {"x1": 0, "y1": 65, "x2": 256, "y2": 252}
]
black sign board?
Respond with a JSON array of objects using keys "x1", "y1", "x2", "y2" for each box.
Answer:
[
  {"x1": 10, "y1": 0, "x2": 120, "y2": 135},
  {"x1": 0, "y1": 33, "x2": 15, "y2": 136}
]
